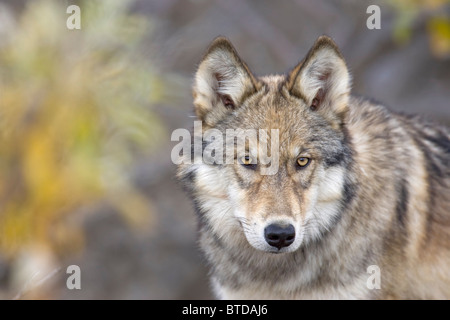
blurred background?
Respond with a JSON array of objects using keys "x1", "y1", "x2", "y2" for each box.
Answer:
[{"x1": 0, "y1": 0, "x2": 448, "y2": 299}]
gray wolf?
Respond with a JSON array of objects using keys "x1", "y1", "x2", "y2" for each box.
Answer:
[{"x1": 177, "y1": 35, "x2": 450, "y2": 299}]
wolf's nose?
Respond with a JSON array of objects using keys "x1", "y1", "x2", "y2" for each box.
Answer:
[{"x1": 264, "y1": 224, "x2": 295, "y2": 249}]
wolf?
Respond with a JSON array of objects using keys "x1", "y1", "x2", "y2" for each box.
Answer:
[{"x1": 177, "y1": 35, "x2": 450, "y2": 299}]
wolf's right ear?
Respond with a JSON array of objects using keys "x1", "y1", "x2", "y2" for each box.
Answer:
[{"x1": 193, "y1": 37, "x2": 261, "y2": 125}]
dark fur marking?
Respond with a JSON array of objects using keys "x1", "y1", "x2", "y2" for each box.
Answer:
[
  {"x1": 181, "y1": 169, "x2": 196, "y2": 186},
  {"x1": 341, "y1": 178, "x2": 356, "y2": 211},
  {"x1": 200, "y1": 138, "x2": 224, "y2": 167},
  {"x1": 289, "y1": 90, "x2": 308, "y2": 104},
  {"x1": 420, "y1": 132, "x2": 450, "y2": 169},
  {"x1": 422, "y1": 132, "x2": 450, "y2": 153},
  {"x1": 178, "y1": 169, "x2": 198, "y2": 197},
  {"x1": 395, "y1": 177, "x2": 409, "y2": 230},
  {"x1": 322, "y1": 133, "x2": 352, "y2": 168},
  {"x1": 323, "y1": 148, "x2": 346, "y2": 168}
]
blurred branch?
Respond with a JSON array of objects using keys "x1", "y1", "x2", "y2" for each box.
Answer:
[{"x1": 12, "y1": 267, "x2": 61, "y2": 300}]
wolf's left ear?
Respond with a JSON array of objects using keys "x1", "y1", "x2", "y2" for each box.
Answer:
[
  {"x1": 193, "y1": 37, "x2": 261, "y2": 125},
  {"x1": 287, "y1": 36, "x2": 351, "y2": 127}
]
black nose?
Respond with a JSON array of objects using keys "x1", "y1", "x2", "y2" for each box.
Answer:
[{"x1": 264, "y1": 224, "x2": 295, "y2": 249}]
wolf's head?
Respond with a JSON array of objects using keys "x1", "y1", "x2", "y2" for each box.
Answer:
[{"x1": 179, "y1": 36, "x2": 354, "y2": 254}]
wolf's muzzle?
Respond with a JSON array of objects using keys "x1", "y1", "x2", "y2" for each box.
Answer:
[{"x1": 264, "y1": 223, "x2": 295, "y2": 250}]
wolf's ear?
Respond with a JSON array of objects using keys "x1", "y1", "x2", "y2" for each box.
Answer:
[
  {"x1": 193, "y1": 37, "x2": 261, "y2": 125},
  {"x1": 287, "y1": 36, "x2": 351, "y2": 128}
]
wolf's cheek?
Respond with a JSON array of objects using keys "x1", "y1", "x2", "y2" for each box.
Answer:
[
  {"x1": 194, "y1": 164, "x2": 245, "y2": 244},
  {"x1": 194, "y1": 165, "x2": 229, "y2": 198},
  {"x1": 316, "y1": 166, "x2": 346, "y2": 202},
  {"x1": 302, "y1": 166, "x2": 346, "y2": 243}
]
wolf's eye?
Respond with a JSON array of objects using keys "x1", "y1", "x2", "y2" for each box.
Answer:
[
  {"x1": 296, "y1": 157, "x2": 310, "y2": 168},
  {"x1": 240, "y1": 155, "x2": 256, "y2": 169}
]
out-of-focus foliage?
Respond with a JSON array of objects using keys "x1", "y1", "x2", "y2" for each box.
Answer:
[
  {"x1": 388, "y1": 0, "x2": 450, "y2": 58},
  {"x1": 0, "y1": 0, "x2": 168, "y2": 257},
  {"x1": 427, "y1": 14, "x2": 450, "y2": 57}
]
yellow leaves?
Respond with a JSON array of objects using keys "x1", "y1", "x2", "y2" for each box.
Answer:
[
  {"x1": 0, "y1": 0, "x2": 174, "y2": 257},
  {"x1": 6, "y1": 1, "x2": 63, "y2": 80},
  {"x1": 388, "y1": 0, "x2": 450, "y2": 58},
  {"x1": 392, "y1": 5, "x2": 417, "y2": 44},
  {"x1": 427, "y1": 15, "x2": 450, "y2": 58},
  {"x1": 24, "y1": 130, "x2": 60, "y2": 205}
]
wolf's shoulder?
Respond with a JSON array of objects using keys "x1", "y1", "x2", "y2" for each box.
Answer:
[
  {"x1": 347, "y1": 94, "x2": 449, "y2": 179},
  {"x1": 348, "y1": 95, "x2": 450, "y2": 138}
]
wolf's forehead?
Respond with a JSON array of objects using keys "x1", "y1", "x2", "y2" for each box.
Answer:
[
  {"x1": 259, "y1": 74, "x2": 286, "y2": 91},
  {"x1": 249, "y1": 81, "x2": 308, "y2": 132},
  {"x1": 222, "y1": 74, "x2": 314, "y2": 150},
  {"x1": 227, "y1": 79, "x2": 307, "y2": 129},
  {"x1": 233, "y1": 112, "x2": 312, "y2": 159}
]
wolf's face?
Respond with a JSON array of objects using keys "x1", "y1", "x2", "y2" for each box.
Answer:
[{"x1": 180, "y1": 36, "x2": 353, "y2": 254}]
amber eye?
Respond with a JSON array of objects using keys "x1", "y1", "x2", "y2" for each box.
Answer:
[
  {"x1": 296, "y1": 157, "x2": 310, "y2": 168},
  {"x1": 240, "y1": 155, "x2": 256, "y2": 169}
]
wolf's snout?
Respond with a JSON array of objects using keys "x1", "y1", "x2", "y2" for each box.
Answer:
[{"x1": 264, "y1": 223, "x2": 295, "y2": 250}]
